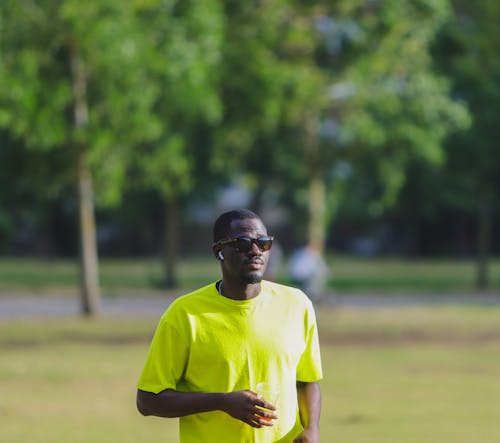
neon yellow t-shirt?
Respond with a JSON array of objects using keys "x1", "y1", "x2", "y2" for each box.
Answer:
[{"x1": 137, "y1": 280, "x2": 323, "y2": 443}]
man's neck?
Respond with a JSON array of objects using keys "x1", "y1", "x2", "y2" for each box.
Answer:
[{"x1": 219, "y1": 280, "x2": 262, "y2": 300}]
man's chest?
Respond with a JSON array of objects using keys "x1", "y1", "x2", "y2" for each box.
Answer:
[{"x1": 183, "y1": 309, "x2": 305, "y2": 387}]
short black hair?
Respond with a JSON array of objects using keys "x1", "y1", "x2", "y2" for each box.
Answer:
[{"x1": 213, "y1": 209, "x2": 261, "y2": 243}]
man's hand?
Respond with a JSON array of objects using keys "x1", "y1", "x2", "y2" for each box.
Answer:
[
  {"x1": 221, "y1": 390, "x2": 278, "y2": 428},
  {"x1": 293, "y1": 425, "x2": 320, "y2": 443}
]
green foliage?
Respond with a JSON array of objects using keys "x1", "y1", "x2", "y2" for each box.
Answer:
[
  {"x1": 0, "y1": 0, "x2": 161, "y2": 206},
  {"x1": 435, "y1": 0, "x2": 500, "y2": 179},
  {"x1": 213, "y1": 0, "x2": 471, "y2": 239},
  {"x1": 317, "y1": 0, "x2": 470, "y2": 212},
  {"x1": 214, "y1": 0, "x2": 328, "y2": 174},
  {"x1": 0, "y1": 0, "x2": 495, "y2": 261},
  {"x1": 0, "y1": 131, "x2": 75, "y2": 250},
  {"x1": 131, "y1": 0, "x2": 224, "y2": 199}
]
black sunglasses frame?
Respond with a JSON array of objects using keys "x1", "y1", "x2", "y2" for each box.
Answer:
[{"x1": 214, "y1": 236, "x2": 274, "y2": 253}]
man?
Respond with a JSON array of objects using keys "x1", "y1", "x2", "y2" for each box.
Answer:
[{"x1": 137, "y1": 209, "x2": 323, "y2": 443}]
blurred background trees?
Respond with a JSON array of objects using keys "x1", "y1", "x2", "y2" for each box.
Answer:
[
  {"x1": 1, "y1": 0, "x2": 499, "y2": 313},
  {"x1": 432, "y1": 0, "x2": 500, "y2": 289},
  {"x1": 0, "y1": 0, "x2": 162, "y2": 314}
]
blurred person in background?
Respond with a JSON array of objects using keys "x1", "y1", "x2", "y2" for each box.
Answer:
[
  {"x1": 287, "y1": 245, "x2": 330, "y2": 304},
  {"x1": 137, "y1": 209, "x2": 322, "y2": 443}
]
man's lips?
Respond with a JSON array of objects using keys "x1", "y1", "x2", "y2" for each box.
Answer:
[{"x1": 245, "y1": 259, "x2": 264, "y2": 269}]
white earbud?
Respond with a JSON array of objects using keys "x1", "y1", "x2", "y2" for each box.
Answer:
[{"x1": 218, "y1": 251, "x2": 224, "y2": 261}]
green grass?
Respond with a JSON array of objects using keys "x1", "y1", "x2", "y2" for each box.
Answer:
[
  {"x1": 317, "y1": 305, "x2": 500, "y2": 442},
  {"x1": 327, "y1": 256, "x2": 500, "y2": 293},
  {"x1": 1, "y1": 255, "x2": 500, "y2": 295},
  {"x1": 0, "y1": 257, "x2": 219, "y2": 296},
  {"x1": 1, "y1": 305, "x2": 500, "y2": 442}
]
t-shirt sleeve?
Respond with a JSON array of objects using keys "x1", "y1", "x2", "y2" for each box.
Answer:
[
  {"x1": 296, "y1": 302, "x2": 323, "y2": 382},
  {"x1": 137, "y1": 307, "x2": 189, "y2": 394}
]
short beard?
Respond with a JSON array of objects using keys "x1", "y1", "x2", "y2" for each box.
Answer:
[{"x1": 242, "y1": 274, "x2": 263, "y2": 284}]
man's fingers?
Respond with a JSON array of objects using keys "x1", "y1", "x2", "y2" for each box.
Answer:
[
  {"x1": 250, "y1": 414, "x2": 275, "y2": 427},
  {"x1": 247, "y1": 419, "x2": 262, "y2": 428},
  {"x1": 228, "y1": 390, "x2": 278, "y2": 428},
  {"x1": 255, "y1": 409, "x2": 278, "y2": 420},
  {"x1": 254, "y1": 396, "x2": 276, "y2": 411},
  {"x1": 257, "y1": 416, "x2": 276, "y2": 427},
  {"x1": 253, "y1": 406, "x2": 278, "y2": 427}
]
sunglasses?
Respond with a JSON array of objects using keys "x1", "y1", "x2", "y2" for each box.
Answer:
[{"x1": 215, "y1": 236, "x2": 274, "y2": 253}]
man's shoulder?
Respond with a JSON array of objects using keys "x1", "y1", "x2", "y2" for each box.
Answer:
[
  {"x1": 161, "y1": 282, "x2": 217, "y2": 317},
  {"x1": 264, "y1": 279, "x2": 300, "y2": 293},
  {"x1": 264, "y1": 280, "x2": 312, "y2": 305}
]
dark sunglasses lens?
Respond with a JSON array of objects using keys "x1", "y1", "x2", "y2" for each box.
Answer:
[
  {"x1": 234, "y1": 237, "x2": 272, "y2": 252},
  {"x1": 234, "y1": 238, "x2": 253, "y2": 252},
  {"x1": 256, "y1": 237, "x2": 273, "y2": 251}
]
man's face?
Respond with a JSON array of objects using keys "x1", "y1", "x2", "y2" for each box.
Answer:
[{"x1": 220, "y1": 217, "x2": 270, "y2": 284}]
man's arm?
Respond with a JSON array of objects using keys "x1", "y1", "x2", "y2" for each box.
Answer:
[
  {"x1": 294, "y1": 381, "x2": 321, "y2": 443},
  {"x1": 136, "y1": 388, "x2": 278, "y2": 428}
]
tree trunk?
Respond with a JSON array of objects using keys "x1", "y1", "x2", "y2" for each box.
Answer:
[
  {"x1": 164, "y1": 197, "x2": 179, "y2": 288},
  {"x1": 70, "y1": 39, "x2": 101, "y2": 315},
  {"x1": 476, "y1": 184, "x2": 492, "y2": 291},
  {"x1": 307, "y1": 175, "x2": 326, "y2": 254},
  {"x1": 305, "y1": 116, "x2": 327, "y2": 255},
  {"x1": 77, "y1": 152, "x2": 101, "y2": 315}
]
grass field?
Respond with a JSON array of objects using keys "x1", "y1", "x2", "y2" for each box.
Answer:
[
  {"x1": 2, "y1": 304, "x2": 500, "y2": 443},
  {"x1": 1, "y1": 255, "x2": 500, "y2": 295}
]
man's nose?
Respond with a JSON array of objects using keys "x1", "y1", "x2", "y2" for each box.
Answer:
[{"x1": 248, "y1": 241, "x2": 263, "y2": 255}]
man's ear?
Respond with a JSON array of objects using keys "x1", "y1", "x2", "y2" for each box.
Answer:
[{"x1": 213, "y1": 246, "x2": 223, "y2": 261}]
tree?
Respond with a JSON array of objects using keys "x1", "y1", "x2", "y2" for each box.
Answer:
[
  {"x1": 215, "y1": 0, "x2": 470, "y2": 256},
  {"x1": 433, "y1": 0, "x2": 500, "y2": 290},
  {"x1": 132, "y1": 0, "x2": 224, "y2": 287},
  {"x1": 0, "y1": 1, "x2": 160, "y2": 314},
  {"x1": 290, "y1": 0, "x2": 470, "y2": 252},
  {"x1": 215, "y1": 0, "x2": 329, "y2": 247},
  {"x1": 0, "y1": 127, "x2": 78, "y2": 255}
]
